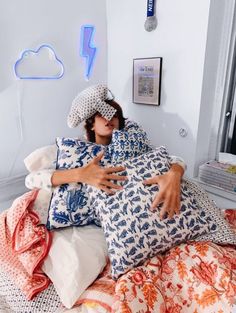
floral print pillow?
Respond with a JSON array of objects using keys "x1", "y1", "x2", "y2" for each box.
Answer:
[
  {"x1": 88, "y1": 147, "x2": 217, "y2": 279},
  {"x1": 107, "y1": 120, "x2": 152, "y2": 164},
  {"x1": 47, "y1": 121, "x2": 153, "y2": 230},
  {"x1": 46, "y1": 139, "x2": 110, "y2": 230}
]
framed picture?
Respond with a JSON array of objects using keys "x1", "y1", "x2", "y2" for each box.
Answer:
[{"x1": 133, "y1": 57, "x2": 162, "y2": 106}]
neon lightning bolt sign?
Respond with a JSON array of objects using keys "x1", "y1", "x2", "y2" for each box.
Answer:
[{"x1": 80, "y1": 25, "x2": 97, "y2": 80}]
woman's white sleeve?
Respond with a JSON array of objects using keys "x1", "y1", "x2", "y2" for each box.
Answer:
[
  {"x1": 25, "y1": 169, "x2": 55, "y2": 192},
  {"x1": 169, "y1": 155, "x2": 187, "y2": 172}
]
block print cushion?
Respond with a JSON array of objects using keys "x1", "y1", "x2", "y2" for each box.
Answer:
[
  {"x1": 46, "y1": 139, "x2": 110, "y2": 230},
  {"x1": 88, "y1": 147, "x2": 217, "y2": 279},
  {"x1": 47, "y1": 121, "x2": 153, "y2": 230},
  {"x1": 124, "y1": 119, "x2": 147, "y2": 132},
  {"x1": 107, "y1": 127, "x2": 152, "y2": 164}
]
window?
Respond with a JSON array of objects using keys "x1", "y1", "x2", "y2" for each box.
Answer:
[
  {"x1": 220, "y1": 44, "x2": 236, "y2": 155},
  {"x1": 213, "y1": 4, "x2": 236, "y2": 159}
]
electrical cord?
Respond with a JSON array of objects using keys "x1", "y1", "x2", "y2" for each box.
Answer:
[{"x1": 8, "y1": 81, "x2": 24, "y2": 177}]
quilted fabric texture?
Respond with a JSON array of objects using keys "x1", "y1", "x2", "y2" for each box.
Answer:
[
  {"x1": 67, "y1": 84, "x2": 116, "y2": 128},
  {"x1": 46, "y1": 139, "x2": 110, "y2": 230},
  {"x1": 0, "y1": 190, "x2": 51, "y2": 300},
  {"x1": 185, "y1": 179, "x2": 236, "y2": 245},
  {"x1": 88, "y1": 147, "x2": 217, "y2": 279},
  {"x1": 0, "y1": 270, "x2": 62, "y2": 313}
]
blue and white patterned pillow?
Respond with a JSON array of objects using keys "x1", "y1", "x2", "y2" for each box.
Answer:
[
  {"x1": 88, "y1": 147, "x2": 217, "y2": 279},
  {"x1": 46, "y1": 139, "x2": 110, "y2": 230},
  {"x1": 107, "y1": 128, "x2": 152, "y2": 164},
  {"x1": 47, "y1": 121, "x2": 152, "y2": 230}
]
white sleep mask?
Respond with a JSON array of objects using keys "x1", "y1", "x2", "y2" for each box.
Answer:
[{"x1": 67, "y1": 84, "x2": 117, "y2": 128}]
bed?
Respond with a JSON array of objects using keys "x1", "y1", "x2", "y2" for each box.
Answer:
[
  {"x1": 0, "y1": 179, "x2": 236, "y2": 313},
  {"x1": 1, "y1": 122, "x2": 236, "y2": 312}
]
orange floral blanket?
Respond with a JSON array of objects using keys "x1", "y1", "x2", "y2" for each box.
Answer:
[
  {"x1": 76, "y1": 242, "x2": 236, "y2": 313},
  {"x1": 76, "y1": 210, "x2": 236, "y2": 313},
  {"x1": 0, "y1": 190, "x2": 51, "y2": 300}
]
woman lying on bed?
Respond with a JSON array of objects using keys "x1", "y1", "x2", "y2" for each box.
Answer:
[
  {"x1": 25, "y1": 83, "x2": 186, "y2": 221},
  {"x1": 2, "y1": 84, "x2": 236, "y2": 313},
  {"x1": 26, "y1": 85, "x2": 185, "y2": 218}
]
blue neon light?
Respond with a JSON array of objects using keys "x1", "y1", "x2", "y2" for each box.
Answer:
[
  {"x1": 14, "y1": 44, "x2": 64, "y2": 79},
  {"x1": 80, "y1": 25, "x2": 97, "y2": 80}
]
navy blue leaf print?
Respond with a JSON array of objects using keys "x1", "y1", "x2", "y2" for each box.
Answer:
[
  {"x1": 109, "y1": 213, "x2": 120, "y2": 223},
  {"x1": 61, "y1": 138, "x2": 77, "y2": 147},
  {"x1": 128, "y1": 220, "x2": 137, "y2": 234},
  {"x1": 152, "y1": 220, "x2": 166, "y2": 229},
  {"x1": 58, "y1": 184, "x2": 69, "y2": 193},
  {"x1": 188, "y1": 218, "x2": 195, "y2": 228},
  {"x1": 131, "y1": 205, "x2": 142, "y2": 215},
  {"x1": 117, "y1": 229, "x2": 128, "y2": 240},
  {"x1": 170, "y1": 227, "x2": 178, "y2": 236},
  {"x1": 138, "y1": 222, "x2": 150, "y2": 232},
  {"x1": 116, "y1": 220, "x2": 127, "y2": 229},
  {"x1": 111, "y1": 238, "x2": 123, "y2": 249},
  {"x1": 52, "y1": 211, "x2": 70, "y2": 224},
  {"x1": 137, "y1": 186, "x2": 149, "y2": 196},
  {"x1": 137, "y1": 236, "x2": 145, "y2": 249},
  {"x1": 130, "y1": 196, "x2": 141, "y2": 203},
  {"x1": 147, "y1": 238, "x2": 158, "y2": 248},
  {"x1": 121, "y1": 257, "x2": 133, "y2": 266},
  {"x1": 66, "y1": 189, "x2": 88, "y2": 212}
]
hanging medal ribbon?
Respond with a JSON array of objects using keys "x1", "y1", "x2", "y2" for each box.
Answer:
[{"x1": 144, "y1": 0, "x2": 157, "y2": 32}]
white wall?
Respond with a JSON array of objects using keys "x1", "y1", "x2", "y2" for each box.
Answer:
[
  {"x1": 106, "y1": 0, "x2": 211, "y2": 177},
  {"x1": 0, "y1": 0, "x2": 107, "y2": 180}
]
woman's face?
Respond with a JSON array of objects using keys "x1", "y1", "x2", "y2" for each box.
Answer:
[{"x1": 93, "y1": 114, "x2": 119, "y2": 145}]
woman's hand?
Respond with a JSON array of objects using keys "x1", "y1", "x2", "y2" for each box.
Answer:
[
  {"x1": 143, "y1": 164, "x2": 184, "y2": 219},
  {"x1": 79, "y1": 152, "x2": 127, "y2": 194}
]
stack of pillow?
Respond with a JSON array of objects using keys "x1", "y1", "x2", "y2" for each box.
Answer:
[
  {"x1": 47, "y1": 120, "x2": 152, "y2": 230},
  {"x1": 23, "y1": 120, "x2": 236, "y2": 308},
  {"x1": 87, "y1": 147, "x2": 218, "y2": 278}
]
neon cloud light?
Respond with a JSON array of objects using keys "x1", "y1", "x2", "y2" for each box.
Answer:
[
  {"x1": 14, "y1": 44, "x2": 64, "y2": 79},
  {"x1": 80, "y1": 25, "x2": 97, "y2": 80}
]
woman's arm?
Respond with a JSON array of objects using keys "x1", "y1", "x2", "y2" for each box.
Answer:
[
  {"x1": 52, "y1": 152, "x2": 127, "y2": 194},
  {"x1": 25, "y1": 169, "x2": 55, "y2": 192},
  {"x1": 26, "y1": 152, "x2": 127, "y2": 194},
  {"x1": 143, "y1": 162, "x2": 184, "y2": 220}
]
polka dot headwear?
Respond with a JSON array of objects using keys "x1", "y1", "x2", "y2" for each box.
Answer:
[{"x1": 67, "y1": 84, "x2": 117, "y2": 128}]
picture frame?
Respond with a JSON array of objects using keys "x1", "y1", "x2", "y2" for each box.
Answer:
[{"x1": 133, "y1": 57, "x2": 162, "y2": 106}]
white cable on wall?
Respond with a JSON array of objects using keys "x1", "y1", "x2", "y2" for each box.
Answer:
[{"x1": 8, "y1": 80, "x2": 25, "y2": 177}]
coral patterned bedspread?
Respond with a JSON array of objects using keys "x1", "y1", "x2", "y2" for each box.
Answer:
[
  {"x1": 74, "y1": 210, "x2": 236, "y2": 313},
  {"x1": 0, "y1": 190, "x2": 51, "y2": 300}
]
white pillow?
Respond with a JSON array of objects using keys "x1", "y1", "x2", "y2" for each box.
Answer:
[
  {"x1": 31, "y1": 189, "x2": 51, "y2": 225},
  {"x1": 42, "y1": 225, "x2": 108, "y2": 309},
  {"x1": 24, "y1": 145, "x2": 56, "y2": 224},
  {"x1": 24, "y1": 144, "x2": 57, "y2": 172}
]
